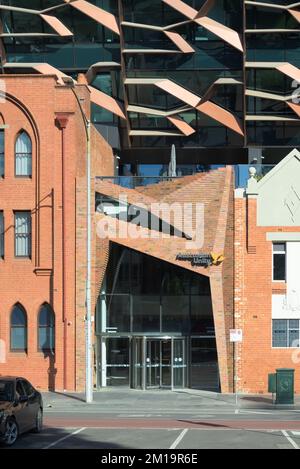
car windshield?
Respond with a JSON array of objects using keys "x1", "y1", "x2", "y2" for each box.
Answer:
[{"x1": 0, "y1": 381, "x2": 14, "y2": 402}]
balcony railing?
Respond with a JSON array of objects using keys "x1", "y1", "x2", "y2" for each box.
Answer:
[
  {"x1": 96, "y1": 165, "x2": 276, "y2": 190},
  {"x1": 95, "y1": 175, "x2": 183, "y2": 189}
]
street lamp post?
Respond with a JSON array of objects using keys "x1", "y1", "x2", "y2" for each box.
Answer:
[
  {"x1": 63, "y1": 77, "x2": 93, "y2": 403},
  {"x1": 85, "y1": 118, "x2": 93, "y2": 403}
]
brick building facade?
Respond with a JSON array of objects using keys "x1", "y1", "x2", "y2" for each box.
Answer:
[
  {"x1": 235, "y1": 149, "x2": 300, "y2": 394},
  {"x1": 2, "y1": 75, "x2": 299, "y2": 395},
  {"x1": 94, "y1": 168, "x2": 234, "y2": 393},
  {"x1": 0, "y1": 74, "x2": 235, "y2": 393},
  {"x1": 0, "y1": 74, "x2": 114, "y2": 391}
]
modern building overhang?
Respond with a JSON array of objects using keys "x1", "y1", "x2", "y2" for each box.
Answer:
[{"x1": 95, "y1": 167, "x2": 233, "y2": 278}]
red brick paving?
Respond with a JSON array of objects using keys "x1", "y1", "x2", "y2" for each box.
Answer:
[{"x1": 44, "y1": 417, "x2": 300, "y2": 430}]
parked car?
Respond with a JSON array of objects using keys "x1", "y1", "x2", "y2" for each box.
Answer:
[{"x1": 0, "y1": 376, "x2": 43, "y2": 446}]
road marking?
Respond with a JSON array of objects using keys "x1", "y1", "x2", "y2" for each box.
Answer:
[
  {"x1": 281, "y1": 430, "x2": 299, "y2": 450},
  {"x1": 193, "y1": 415, "x2": 215, "y2": 418},
  {"x1": 291, "y1": 432, "x2": 300, "y2": 436},
  {"x1": 44, "y1": 409, "x2": 233, "y2": 413},
  {"x1": 43, "y1": 427, "x2": 86, "y2": 449},
  {"x1": 239, "y1": 410, "x2": 271, "y2": 415},
  {"x1": 43, "y1": 410, "x2": 260, "y2": 415},
  {"x1": 170, "y1": 429, "x2": 188, "y2": 449}
]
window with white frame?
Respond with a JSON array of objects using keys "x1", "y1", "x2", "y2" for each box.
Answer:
[
  {"x1": 0, "y1": 130, "x2": 4, "y2": 177},
  {"x1": 14, "y1": 211, "x2": 31, "y2": 257},
  {"x1": 273, "y1": 243, "x2": 286, "y2": 281},
  {"x1": 0, "y1": 212, "x2": 4, "y2": 258},
  {"x1": 15, "y1": 131, "x2": 32, "y2": 177},
  {"x1": 272, "y1": 319, "x2": 300, "y2": 348}
]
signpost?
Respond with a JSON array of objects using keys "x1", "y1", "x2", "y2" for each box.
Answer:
[{"x1": 230, "y1": 329, "x2": 243, "y2": 407}]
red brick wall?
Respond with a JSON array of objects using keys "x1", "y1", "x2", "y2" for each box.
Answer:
[
  {"x1": 234, "y1": 194, "x2": 300, "y2": 393},
  {"x1": 0, "y1": 75, "x2": 114, "y2": 391},
  {"x1": 210, "y1": 166, "x2": 234, "y2": 393}
]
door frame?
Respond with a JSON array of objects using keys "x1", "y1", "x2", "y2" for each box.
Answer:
[
  {"x1": 133, "y1": 336, "x2": 186, "y2": 390},
  {"x1": 172, "y1": 337, "x2": 186, "y2": 390},
  {"x1": 146, "y1": 338, "x2": 161, "y2": 389}
]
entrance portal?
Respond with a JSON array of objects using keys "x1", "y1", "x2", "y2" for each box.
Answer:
[
  {"x1": 99, "y1": 336, "x2": 187, "y2": 390},
  {"x1": 136, "y1": 337, "x2": 186, "y2": 389},
  {"x1": 96, "y1": 245, "x2": 220, "y2": 391}
]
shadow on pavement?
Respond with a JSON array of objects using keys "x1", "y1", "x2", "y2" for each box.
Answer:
[
  {"x1": 174, "y1": 390, "x2": 232, "y2": 405},
  {"x1": 240, "y1": 396, "x2": 273, "y2": 405},
  {"x1": 178, "y1": 420, "x2": 229, "y2": 429},
  {"x1": 47, "y1": 391, "x2": 86, "y2": 403}
]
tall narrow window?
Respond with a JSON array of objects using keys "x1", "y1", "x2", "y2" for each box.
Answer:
[
  {"x1": 0, "y1": 130, "x2": 4, "y2": 177},
  {"x1": 0, "y1": 212, "x2": 4, "y2": 258},
  {"x1": 15, "y1": 211, "x2": 31, "y2": 257},
  {"x1": 11, "y1": 304, "x2": 27, "y2": 352},
  {"x1": 15, "y1": 131, "x2": 32, "y2": 177},
  {"x1": 273, "y1": 243, "x2": 286, "y2": 281},
  {"x1": 38, "y1": 304, "x2": 55, "y2": 352}
]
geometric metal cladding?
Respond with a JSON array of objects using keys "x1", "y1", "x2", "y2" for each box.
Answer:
[{"x1": 1, "y1": 0, "x2": 300, "y2": 140}]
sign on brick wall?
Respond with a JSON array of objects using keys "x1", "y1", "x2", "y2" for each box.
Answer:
[
  {"x1": 176, "y1": 252, "x2": 225, "y2": 267},
  {"x1": 230, "y1": 329, "x2": 243, "y2": 343}
]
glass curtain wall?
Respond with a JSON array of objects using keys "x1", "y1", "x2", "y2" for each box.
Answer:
[
  {"x1": 97, "y1": 244, "x2": 214, "y2": 335},
  {"x1": 96, "y1": 244, "x2": 220, "y2": 390}
]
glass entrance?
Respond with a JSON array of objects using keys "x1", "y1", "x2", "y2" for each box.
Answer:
[
  {"x1": 97, "y1": 335, "x2": 219, "y2": 391},
  {"x1": 146, "y1": 340, "x2": 161, "y2": 388},
  {"x1": 98, "y1": 337, "x2": 130, "y2": 387},
  {"x1": 173, "y1": 338, "x2": 185, "y2": 389},
  {"x1": 145, "y1": 339, "x2": 173, "y2": 388},
  {"x1": 131, "y1": 336, "x2": 144, "y2": 389},
  {"x1": 161, "y1": 340, "x2": 172, "y2": 387},
  {"x1": 130, "y1": 337, "x2": 186, "y2": 389}
]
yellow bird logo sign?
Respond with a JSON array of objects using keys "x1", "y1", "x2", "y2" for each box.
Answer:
[
  {"x1": 176, "y1": 252, "x2": 225, "y2": 267},
  {"x1": 210, "y1": 253, "x2": 225, "y2": 265}
]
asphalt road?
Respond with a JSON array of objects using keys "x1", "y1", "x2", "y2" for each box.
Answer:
[
  {"x1": 3, "y1": 390, "x2": 300, "y2": 449},
  {"x1": 5, "y1": 426, "x2": 300, "y2": 449},
  {"x1": 4, "y1": 406, "x2": 300, "y2": 450}
]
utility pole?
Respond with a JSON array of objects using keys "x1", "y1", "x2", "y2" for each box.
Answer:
[
  {"x1": 85, "y1": 118, "x2": 93, "y2": 403},
  {"x1": 63, "y1": 76, "x2": 93, "y2": 403}
]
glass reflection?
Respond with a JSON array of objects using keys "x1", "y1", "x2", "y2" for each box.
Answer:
[
  {"x1": 106, "y1": 337, "x2": 130, "y2": 386},
  {"x1": 99, "y1": 244, "x2": 215, "y2": 335},
  {"x1": 191, "y1": 338, "x2": 219, "y2": 391}
]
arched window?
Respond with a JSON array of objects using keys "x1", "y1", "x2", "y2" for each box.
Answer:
[
  {"x1": 38, "y1": 304, "x2": 55, "y2": 352},
  {"x1": 15, "y1": 131, "x2": 32, "y2": 177},
  {"x1": 10, "y1": 304, "x2": 27, "y2": 352}
]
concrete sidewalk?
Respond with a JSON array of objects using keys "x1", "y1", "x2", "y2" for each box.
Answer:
[{"x1": 41, "y1": 388, "x2": 300, "y2": 412}]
